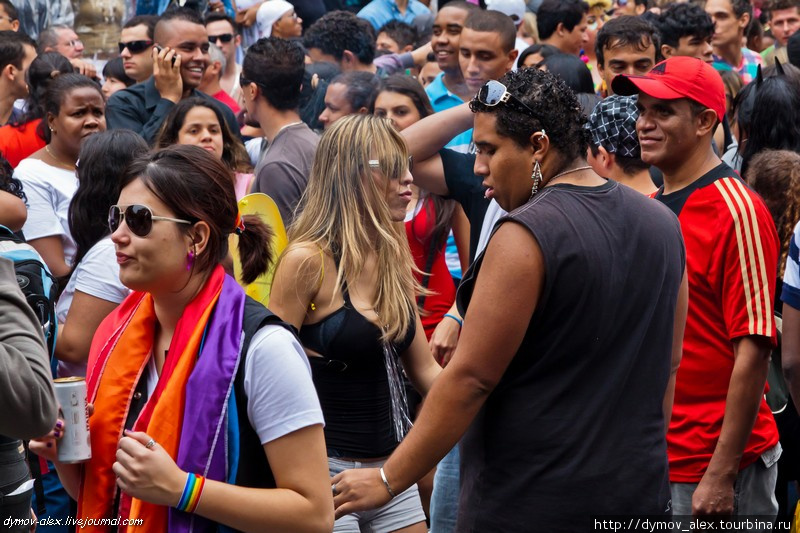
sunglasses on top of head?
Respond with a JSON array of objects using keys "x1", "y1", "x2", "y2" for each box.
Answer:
[
  {"x1": 473, "y1": 79, "x2": 538, "y2": 117},
  {"x1": 108, "y1": 204, "x2": 192, "y2": 237},
  {"x1": 118, "y1": 40, "x2": 154, "y2": 54}
]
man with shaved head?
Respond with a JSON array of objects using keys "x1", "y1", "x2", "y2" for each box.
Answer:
[{"x1": 106, "y1": 8, "x2": 239, "y2": 144}]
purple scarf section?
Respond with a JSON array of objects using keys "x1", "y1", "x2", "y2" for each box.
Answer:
[{"x1": 169, "y1": 275, "x2": 245, "y2": 533}]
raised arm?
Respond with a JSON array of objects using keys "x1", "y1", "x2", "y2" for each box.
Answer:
[{"x1": 402, "y1": 103, "x2": 473, "y2": 196}]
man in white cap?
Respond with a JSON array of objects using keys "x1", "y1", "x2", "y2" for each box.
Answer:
[
  {"x1": 256, "y1": 0, "x2": 303, "y2": 40},
  {"x1": 486, "y1": 0, "x2": 530, "y2": 68}
]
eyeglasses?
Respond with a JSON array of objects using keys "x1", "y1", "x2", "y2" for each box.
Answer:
[
  {"x1": 473, "y1": 80, "x2": 537, "y2": 117},
  {"x1": 208, "y1": 33, "x2": 234, "y2": 44},
  {"x1": 118, "y1": 40, "x2": 153, "y2": 54},
  {"x1": 0, "y1": 15, "x2": 16, "y2": 24},
  {"x1": 368, "y1": 156, "x2": 413, "y2": 172},
  {"x1": 108, "y1": 204, "x2": 192, "y2": 237}
]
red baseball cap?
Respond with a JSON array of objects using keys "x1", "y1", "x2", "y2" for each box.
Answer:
[{"x1": 611, "y1": 56, "x2": 726, "y2": 122}]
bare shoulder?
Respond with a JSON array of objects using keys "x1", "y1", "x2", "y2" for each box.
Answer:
[{"x1": 276, "y1": 242, "x2": 327, "y2": 286}]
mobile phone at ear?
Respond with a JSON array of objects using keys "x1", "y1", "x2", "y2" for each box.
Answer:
[{"x1": 154, "y1": 45, "x2": 177, "y2": 65}]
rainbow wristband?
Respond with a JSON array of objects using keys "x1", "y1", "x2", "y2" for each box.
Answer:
[{"x1": 176, "y1": 473, "x2": 205, "y2": 514}]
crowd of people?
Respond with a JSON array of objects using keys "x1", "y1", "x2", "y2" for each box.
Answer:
[{"x1": 1, "y1": 0, "x2": 800, "y2": 530}]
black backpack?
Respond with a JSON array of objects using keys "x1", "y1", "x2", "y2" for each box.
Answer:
[{"x1": 0, "y1": 225, "x2": 58, "y2": 364}]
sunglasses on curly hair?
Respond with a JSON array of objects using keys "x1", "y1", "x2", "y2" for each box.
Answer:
[
  {"x1": 473, "y1": 80, "x2": 537, "y2": 117},
  {"x1": 108, "y1": 204, "x2": 192, "y2": 237}
]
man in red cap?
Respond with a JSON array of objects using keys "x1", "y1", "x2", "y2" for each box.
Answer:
[{"x1": 613, "y1": 56, "x2": 781, "y2": 520}]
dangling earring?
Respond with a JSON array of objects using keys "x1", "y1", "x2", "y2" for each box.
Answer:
[
  {"x1": 530, "y1": 160, "x2": 542, "y2": 198},
  {"x1": 186, "y1": 249, "x2": 195, "y2": 271}
]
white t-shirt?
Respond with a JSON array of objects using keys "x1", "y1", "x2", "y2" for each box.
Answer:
[
  {"x1": 14, "y1": 158, "x2": 78, "y2": 265},
  {"x1": 145, "y1": 324, "x2": 324, "y2": 445},
  {"x1": 56, "y1": 237, "x2": 130, "y2": 378}
]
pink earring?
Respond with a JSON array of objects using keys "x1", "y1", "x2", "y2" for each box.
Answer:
[{"x1": 186, "y1": 249, "x2": 195, "y2": 271}]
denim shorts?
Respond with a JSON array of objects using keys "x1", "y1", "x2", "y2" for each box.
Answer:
[{"x1": 329, "y1": 456, "x2": 426, "y2": 533}]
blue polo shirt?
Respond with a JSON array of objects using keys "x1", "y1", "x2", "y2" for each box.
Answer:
[
  {"x1": 357, "y1": 0, "x2": 430, "y2": 30},
  {"x1": 425, "y1": 72, "x2": 473, "y2": 153}
]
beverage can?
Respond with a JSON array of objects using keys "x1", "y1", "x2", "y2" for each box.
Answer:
[{"x1": 53, "y1": 377, "x2": 92, "y2": 463}]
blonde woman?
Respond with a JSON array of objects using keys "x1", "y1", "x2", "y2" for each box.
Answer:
[{"x1": 269, "y1": 115, "x2": 440, "y2": 533}]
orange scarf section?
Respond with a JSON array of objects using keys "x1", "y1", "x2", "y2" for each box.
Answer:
[{"x1": 79, "y1": 268, "x2": 224, "y2": 533}]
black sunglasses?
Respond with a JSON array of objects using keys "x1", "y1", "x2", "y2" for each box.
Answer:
[
  {"x1": 473, "y1": 80, "x2": 537, "y2": 117},
  {"x1": 109, "y1": 204, "x2": 192, "y2": 237},
  {"x1": 118, "y1": 40, "x2": 153, "y2": 54},
  {"x1": 209, "y1": 33, "x2": 234, "y2": 44}
]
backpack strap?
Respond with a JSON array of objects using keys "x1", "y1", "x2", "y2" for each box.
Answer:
[{"x1": 233, "y1": 297, "x2": 299, "y2": 489}]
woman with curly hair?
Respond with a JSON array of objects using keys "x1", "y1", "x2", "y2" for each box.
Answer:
[
  {"x1": 269, "y1": 114, "x2": 440, "y2": 533},
  {"x1": 155, "y1": 97, "x2": 253, "y2": 199},
  {"x1": 331, "y1": 68, "x2": 688, "y2": 530}
]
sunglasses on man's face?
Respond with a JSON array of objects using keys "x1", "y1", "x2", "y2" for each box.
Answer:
[
  {"x1": 208, "y1": 33, "x2": 234, "y2": 44},
  {"x1": 473, "y1": 79, "x2": 538, "y2": 117},
  {"x1": 108, "y1": 204, "x2": 192, "y2": 237},
  {"x1": 118, "y1": 40, "x2": 154, "y2": 54}
]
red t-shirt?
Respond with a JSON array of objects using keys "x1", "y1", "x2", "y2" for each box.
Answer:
[
  {"x1": 212, "y1": 90, "x2": 241, "y2": 115},
  {"x1": 0, "y1": 119, "x2": 45, "y2": 168},
  {"x1": 655, "y1": 164, "x2": 779, "y2": 483},
  {"x1": 405, "y1": 199, "x2": 456, "y2": 342}
]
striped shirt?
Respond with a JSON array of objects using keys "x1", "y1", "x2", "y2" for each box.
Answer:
[
  {"x1": 783, "y1": 220, "x2": 800, "y2": 310},
  {"x1": 655, "y1": 163, "x2": 779, "y2": 483}
]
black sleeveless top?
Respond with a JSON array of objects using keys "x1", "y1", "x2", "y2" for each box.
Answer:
[
  {"x1": 456, "y1": 182, "x2": 685, "y2": 531},
  {"x1": 299, "y1": 288, "x2": 416, "y2": 458}
]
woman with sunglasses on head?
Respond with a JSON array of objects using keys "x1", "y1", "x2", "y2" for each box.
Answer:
[
  {"x1": 331, "y1": 69, "x2": 688, "y2": 530},
  {"x1": 13, "y1": 72, "x2": 105, "y2": 279},
  {"x1": 30, "y1": 145, "x2": 333, "y2": 533},
  {"x1": 269, "y1": 114, "x2": 440, "y2": 533},
  {"x1": 0, "y1": 52, "x2": 74, "y2": 168},
  {"x1": 155, "y1": 97, "x2": 253, "y2": 200},
  {"x1": 54, "y1": 130, "x2": 147, "y2": 378}
]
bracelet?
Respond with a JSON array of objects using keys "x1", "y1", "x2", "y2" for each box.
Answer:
[
  {"x1": 379, "y1": 467, "x2": 397, "y2": 499},
  {"x1": 176, "y1": 473, "x2": 205, "y2": 513},
  {"x1": 443, "y1": 313, "x2": 462, "y2": 328}
]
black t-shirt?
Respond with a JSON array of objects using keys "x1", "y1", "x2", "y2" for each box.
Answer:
[
  {"x1": 456, "y1": 181, "x2": 685, "y2": 531},
  {"x1": 440, "y1": 148, "x2": 490, "y2": 262}
]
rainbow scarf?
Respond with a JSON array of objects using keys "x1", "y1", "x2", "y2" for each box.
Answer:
[{"x1": 78, "y1": 267, "x2": 245, "y2": 533}]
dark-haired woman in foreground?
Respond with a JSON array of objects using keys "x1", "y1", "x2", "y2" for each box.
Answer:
[
  {"x1": 332, "y1": 68, "x2": 688, "y2": 530},
  {"x1": 32, "y1": 146, "x2": 333, "y2": 533}
]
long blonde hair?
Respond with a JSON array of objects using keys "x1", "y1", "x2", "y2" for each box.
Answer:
[{"x1": 286, "y1": 114, "x2": 419, "y2": 343}]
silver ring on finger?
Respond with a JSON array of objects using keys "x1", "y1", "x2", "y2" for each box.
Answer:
[
  {"x1": 332, "y1": 483, "x2": 338, "y2": 496},
  {"x1": 145, "y1": 438, "x2": 156, "y2": 449}
]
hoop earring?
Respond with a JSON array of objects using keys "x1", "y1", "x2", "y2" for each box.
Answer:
[{"x1": 530, "y1": 160, "x2": 542, "y2": 198}]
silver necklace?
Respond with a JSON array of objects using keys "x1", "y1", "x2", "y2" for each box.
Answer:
[{"x1": 546, "y1": 165, "x2": 593, "y2": 186}]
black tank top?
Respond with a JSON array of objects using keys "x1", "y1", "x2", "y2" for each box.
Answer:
[
  {"x1": 456, "y1": 182, "x2": 685, "y2": 531},
  {"x1": 299, "y1": 287, "x2": 416, "y2": 458}
]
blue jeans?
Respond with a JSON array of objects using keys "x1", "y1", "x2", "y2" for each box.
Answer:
[{"x1": 430, "y1": 446, "x2": 460, "y2": 533}]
